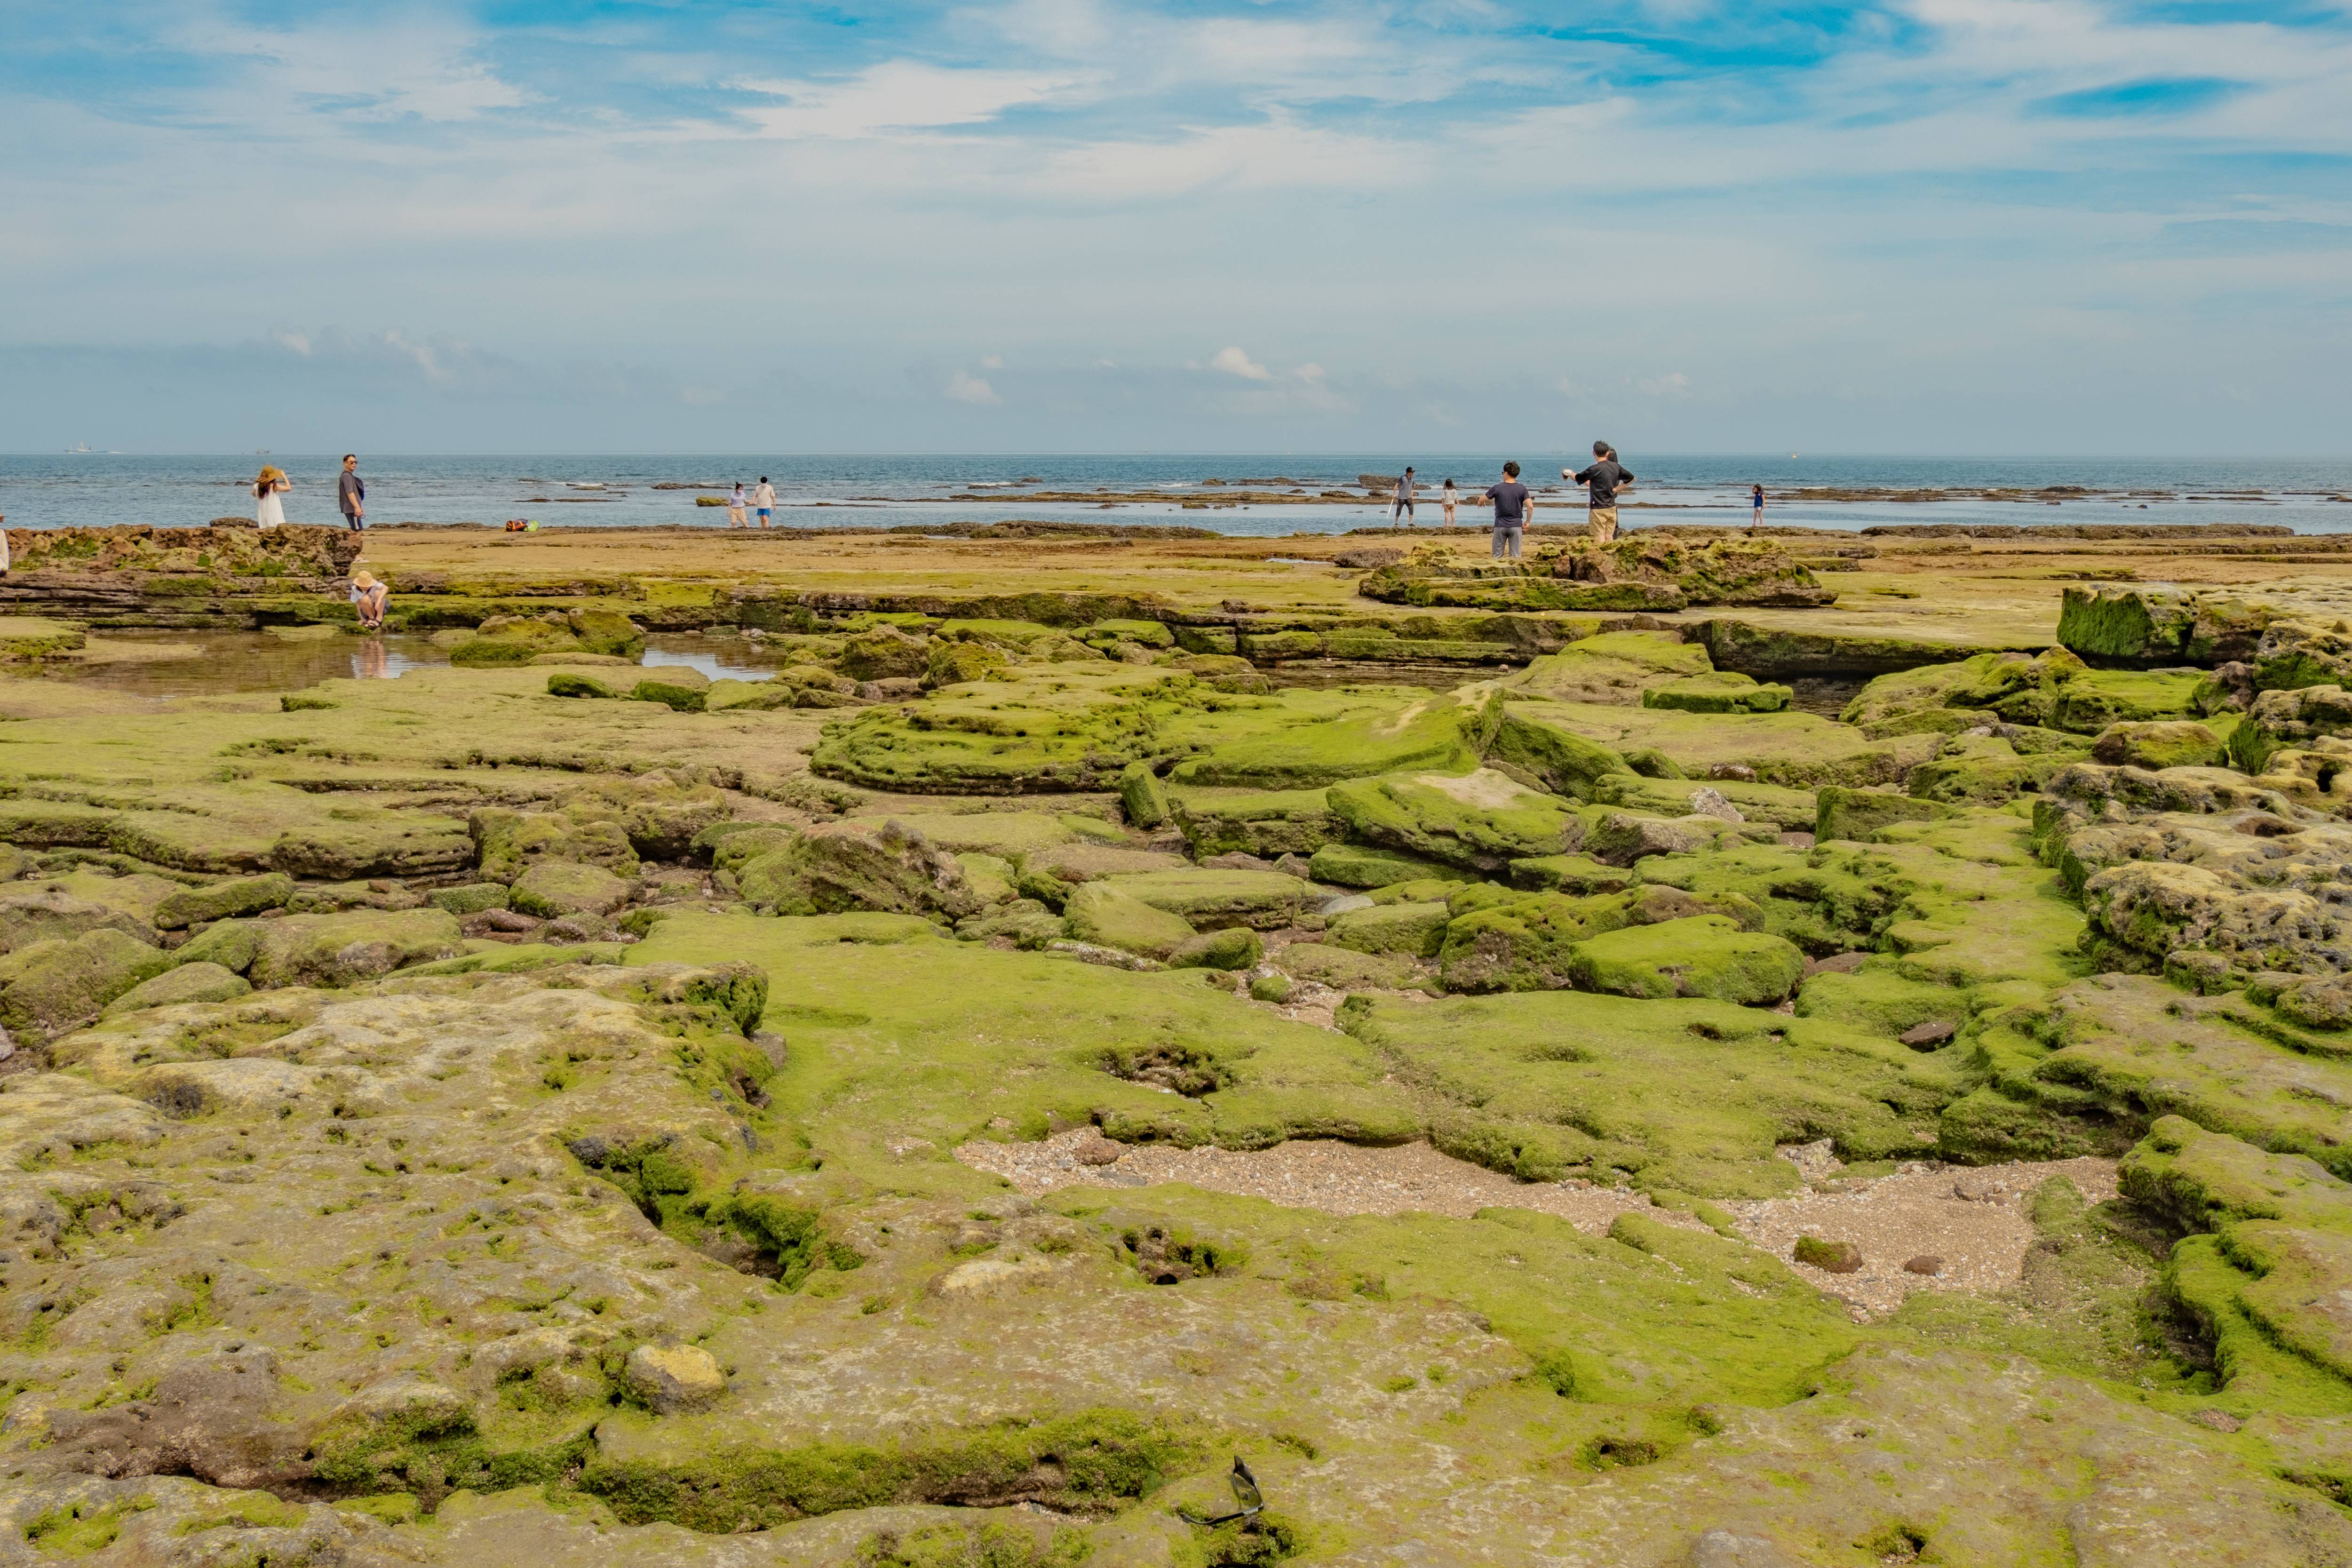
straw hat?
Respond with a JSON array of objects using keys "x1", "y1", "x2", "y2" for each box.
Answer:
[
  {"x1": 256, "y1": 465, "x2": 286, "y2": 484},
  {"x1": 351, "y1": 570, "x2": 378, "y2": 589}
]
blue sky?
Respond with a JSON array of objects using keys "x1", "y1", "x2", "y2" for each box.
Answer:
[{"x1": 2, "y1": 0, "x2": 2349, "y2": 453}]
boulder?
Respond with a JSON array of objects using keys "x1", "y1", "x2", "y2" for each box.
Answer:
[
  {"x1": 510, "y1": 860, "x2": 632, "y2": 919},
  {"x1": 954, "y1": 900, "x2": 1067, "y2": 949},
  {"x1": 1642, "y1": 672, "x2": 1792, "y2": 714},
  {"x1": 838, "y1": 625, "x2": 929, "y2": 682},
  {"x1": 0, "y1": 887, "x2": 155, "y2": 953},
  {"x1": 246, "y1": 908, "x2": 465, "y2": 988},
  {"x1": 1566, "y1": 916, "x2": 1805, "y2": 1005},
  {"x1": 1062, "y1": 882, "x2": 1196, "y2": 958},
  {"x1": 1095, "y1": 868, "x2": 1307, "y2": 930},
  {"x1": 2090, "y1": 720, "x2": 2224, "y2": 772},
  {"x1": 705, "y1": 679, "x2": 803, "y2": 712},
  {"x1": 1586, "y1": 812, "x2": 1739, "y2": 866},
  {"x1": 152, "y1": 872, "x2": 295, "y2": 930},
  {"x1": 1327, "y1": 769, "x2": 1583, "y2": 871},
  {"x1": 1813, "y1": 788, "x2": 1957, "y2": 844},
  {"x1": 1308, "y1": 842, "x2": 1475, "y2": 890},
  {"x1": 1167, "y1": 928, "x2": 1263, "y2": 971},
  {"x1": 1437, "y1": 892, "x2": 1613, "y2": 993},
  {"x1": 101, "y1": 962, "x2": 253, "y2": 1017},
  {"x1": 1327, "y1": 900, "x2": 1452, "y2": 959},
  {"x1": 427, "y1": 883, "x2": 512, "y2": 915},
  {"x1": 633, "y1": 667, "x2": 710, "y2": 711},
  {"x1": 548, "y1": 671, "x2": 622, "y2": 699},
  {"x1": 926, "y1": 639, "x2": 1010, "y2": 688},
  {"x1": 736, "y1": 820, "x2": 980, "y2": 920},
  {"x1": 176, "y1": 919, "x2": 263, "y2": 974},
  {"x1": 566, "y1": 605, "x2": 645, "y2": 659},
  {"x1": 1118, "y1": 763, "x2": 1171, "y2": 829},
  {"x1": 0, "y1": 928, "x2": 176, "y2": 1039},
  {"x1": 452, "y1": 614, "x2": 581, "y2": 666}
]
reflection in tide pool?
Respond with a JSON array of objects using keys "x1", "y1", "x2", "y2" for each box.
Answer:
[{"x1": 27, "y1": 629, "x2": 793, "y2": 699}]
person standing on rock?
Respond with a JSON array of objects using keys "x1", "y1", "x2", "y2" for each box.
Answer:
[
  {"x1": 254, "y1": 466, "x2": 289, "y2": 529},
  {"x1": 337, "y1": 454, "x2": 366, "y2": 532},
  {"x1": 752, "y1": 476, "x2": 775, "y2": 530},
  {"x1": 1565, "y1": 441, "x2": 1631, "y2": 543},
  {"x1": 1392, "y1": 467, "x2": 1417, "y2": 527},
  {"x1": 1483, "y1": 462, "x2": 1531, "y2": 560}
]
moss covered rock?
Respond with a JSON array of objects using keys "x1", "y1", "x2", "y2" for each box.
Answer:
[
  {"x1": 1566, "y1": 915, "x2": 1804, "y2": 1004},
  {"x1": 1170, "y1": 787, "x2": 1338, "y2": 858},
  {"x1": 1062, "y1": 882, "x2": 1196, "y2": 958},
  {"x1": 1167, "y1": 928, "x2": 1263, "y2": 971},
  {"x1": 737, "y1": 820, "x2": 981, "y2": 920},
  {"x1": 152, "y1": 872, "x2": 295, "y2": 930},
  {"x1": 1096, "y1": 868, "x2": 1306, "y2": 931},
  {"x1": 100, "y1": 961, "x2": 253, "y2": 1017},
  {"x1": 1327, "y1": 900, "x2": 1451, "y2": 958},
  {"x1": 838, "y1": 625, "x2": 929, "y2": 681},
  {"x1": 1117, "y1": 762, "x2": 1170, "y2": 829},
  {"x1": 566, "y1": 605, "x2": 646, "y2": 659},
  {"x1": 1816, "y1": 787, "x2": 1958, "y2": 843},
  {"x1": 1327, "y1": 769, "x2": 1581, "y2": 872},
  {"x1": 0, "y1": 887, "x2": 157, "y2": 953},
  {"x1": 1642, "y1": 672, "x2": 1792, "y2": 714},
  {"x1": 632, "y1": 667, "x2": 710, "y2": 712},
  {"x1": 1308, "y1": 842, "x2": 1474, "y2": 890},
  {"x1": 247, "y1": 908, "x2": 464, "y2": 988},
  {"x1": 511, "y1": 860, "x2": 633, "y2": 919},
  {"x1": 0, "y1": 927, "x2": 175, "y2": 1038},
  {"x1": 2090, "y1": 720, "x2": 2224, "y2": 771}
]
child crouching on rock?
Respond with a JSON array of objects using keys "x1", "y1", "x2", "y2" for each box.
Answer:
[{"x1": 350, "y1": 570, "x2": 388, "y2": 631}]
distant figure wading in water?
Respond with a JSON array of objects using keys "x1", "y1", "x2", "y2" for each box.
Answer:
[
  {"x1": 1484, "y1": 462, "x2": 1531, "y2": 559},
  {"x1": 1392, "y1": 466, "x2": 1417, "y2": 526},
  {"x1": 752, "y1": 477, "x2": 775, "y2": 529},
  {"x1": 728, "y1": 482, "x2": 748, "y2": 528},
  {"x1": 254, "y1": 466, "x2": 289, "y2": 529},
  {"x1": 1750, "y1": 484, "x2": 1765, "y2": 533},
  {"x1": 1441, "y1": 478, "x2": 1458, "y2": 527}
]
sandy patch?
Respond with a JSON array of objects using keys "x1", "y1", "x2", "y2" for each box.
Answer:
[
  {"x1": 956, "y1": 1129, "x2": 1698, "y2": 1236},
  {"x1": 1725, "y1": 1151, "x2": 2120, "y2": 1319},
  {"x1": 1415, "y1": 768, "x2": 1540, "y2": 809},
  {"x1": 955, "y1": 1130, "x2": 2120, "y2": 1318}
]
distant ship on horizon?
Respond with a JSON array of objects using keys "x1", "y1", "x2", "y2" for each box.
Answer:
[{"x1": 64, "y1": 443, "x2": 93, "y2": 454}]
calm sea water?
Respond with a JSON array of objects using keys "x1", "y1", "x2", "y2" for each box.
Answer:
[{"x1": 4, "y1": 453, "x2": 2349, "y2": 536}]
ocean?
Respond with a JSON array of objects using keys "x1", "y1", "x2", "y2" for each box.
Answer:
[{"x1": 4, "y1": 453, "x2": 2350, "y2": 537}]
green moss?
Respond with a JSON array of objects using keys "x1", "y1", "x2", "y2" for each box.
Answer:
[
  {"x1": 1564, "y1": 916, "x2": 1804, "y2": 1005},
  {"x1": 1326, "y1": 767, "x2": 1581, "y2": 871},
  {"x1": 580, "y1": 1409, "x2": 1204, "y2": 1532},
  {"x1": 1170, "y1": 787, "x2": 1338, "y2": 858},
  {"x1": 23, "y1": 1497, "x2": 153, "y2": 1557},
  {"x1": 1307, "y1": 842, "x2": 1472, "y2": 889},
  {"x1": 1327, "y1": 901, "x2": 1451, "y2": 959},
  {"x1": 1641, "y1": 672, "x2": 1791, "y2": 714},
  {"x1": 1064, "y1": 882, "x2": 1196, "y2": 958}
]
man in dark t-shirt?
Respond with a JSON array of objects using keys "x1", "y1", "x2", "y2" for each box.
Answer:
[
  {"x1": 337, "y1": 454, "x2": 366, "y2": 532},
  {"x1": 1484, "y1": 461, "x2": 1531, "y2": 559},
  {"x1": 1565, "y1": 440, "x2": 1632, "y2": 542}
]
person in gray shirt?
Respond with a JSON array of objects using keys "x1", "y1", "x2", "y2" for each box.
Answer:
[
  {"x1": 337, "y1": 454, "x2": 366, "y2": 532},
  {"x1": 1392, "y1": 467, "x2": 1417, "y2": 526}
]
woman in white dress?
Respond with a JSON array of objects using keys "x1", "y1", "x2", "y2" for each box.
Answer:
[{"x1": 254, "y1": 466, "x2": 289, "y2": 528}]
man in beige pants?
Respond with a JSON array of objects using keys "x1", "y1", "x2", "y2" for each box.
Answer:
[{"x1": 1566, "y1": 441, "x2": 1632, "y2": 543}]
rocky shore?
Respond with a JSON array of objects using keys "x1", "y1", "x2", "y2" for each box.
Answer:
[{"x1": 3, "y1": 528, "x2": 2352, "y2": 1565}]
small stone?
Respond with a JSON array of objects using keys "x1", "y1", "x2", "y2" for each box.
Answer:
[
  {"x1": 1903, "y1": 1255, "x2": 1944, "y2": 1276},
  {"x1": 1073, "y1": 1134, "x2": 1123, "y2": 1166},
  {"x1": 1805, "y1": 951, "x2": 1867, "y2": 975},
  {"x1": 1707, "y1": 763, "x2": 1757, "y2": 782},
  {"x1": 1952, "y1": 1172, "x2": 2007, "y2": 1202},
  {"x1": 1200, "y1": 852, "x2": 1274, "y2": 872},
  {"x1": 1899, "y1": 1019, "x2": 1958, "y2": 1050},
  {"x1": 2189, "y1": 1408, "x2": 2244, "y2": 1433},
  {"x1": 623, "y1": 1343, "x2": 727, "y2": 1414}
]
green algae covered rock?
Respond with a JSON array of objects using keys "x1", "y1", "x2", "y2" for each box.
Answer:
[
  {"x1": 0, "y1": 887, "x2": 155, "y2": 953},
  {"x1": 0, "y1": 615, "x2": 89, "y2": 661},
  {"x1": 1277, "y1": 941, "x2": 1423, "y2": 990},
  {"x1": 510, "y1": 860, "x2": 632, "y2": 919},
  {"x1": 427, "y1": 882, "x2": 511, "y2": 915},
  {"x1": 2090, "y1": 719, "x2": 2224, "y2": 771},
  {"x1": 1438, "y1": 891, "x2": 1621, "y2": 992},
  {"x1": 566, "y1": 605, "x2": 645, "y2": 659},
  {"x1": 1589, "y1": 772, "x2": 1817, "y2": 830},
  {"x1": 1484, "y1": 702, "x2": 1636, "y2": 798},
  {"x1": 1566, "y1": 915, "x2": 1804, "y2": 1004},
  {"x1": 1170, "y1": 692, "x2": 1485, "y2": 790},
  {"x1": 738, "y1": 819, "x2": 981, "y2": 920},
  {"x1": 838, "y1": 625, "x2": 929, "y2": 681},
  {"x1": 1816, "y1": 786, "x2": 1958, "y2": 842},
  {"x1": 1505, "y1": 852, "x2": 1633, "y2": 894},
  {"x1": 452, "y1": 614, "x2": 581, "y2": 666},
  {"x1": 152, "y1": 872, "x2": 295, "y2": 930},
  {"x1": 1793, "y1": 964, "x2": 1965, "y2": 1039},
  {"x1": 633, "y1": 667, "x2": 710, "y2": 711},
  {"x1": 1328, "y1": 900, "x2": 1451, "y2": 958},
  {"x1": 1062, "y1": 881, "x2": 1196, "y2": 958},
  {"x1": 1170, "y1": 787, "x2": 1337, "y2": 857},
  {"x1": 1167, "y1": 927, "x2": 1262, "y2": 971},
  {"x1": 1326, "y1": 768, "x2": 1582, "y2": 872},
  {"x1": 1641, "y1": 672, "x2": 1791, "y2": 714},
  {"x1": 954, "y1": 898, "x2": 1065, "y2": 948},
  {"x1": 1308, "y1": 842, "x2": 1474, "y2": 890},
  {"x1": 176, "y1": 917, "x2": 262, "y2": 974},
  {"x1": 0, "y1": 927, "x2": 175, "y2": 1038},
  {"x1": 1097, "y1": 868, "x2": 1305, "y2": 931},
  {"x1": 246, "y1": 908, "x2": 463, "y2": 988},
  {"x1": 2058, "y1": 585, "x2": 2272, "y2": 667},
  {"x1": 704, "y1": 678, "x2": 800, "y2": 712},
  {"x1": 926, "y1": 638, "x2": 1010, "y2": 688},
  {"x1": 547, "y1": 670, "x2": 622, "y2": 699},
  {"x1": 1117, "y1": 762, "x2": 1170, "y2": 829},
  {"x1": 1509, "y1": 630, "x2": 1710, "y2": 706},
  {"x1": 2051, "y1": 668, "x2": 2202, "y2": 733},
  {"x1": 100, "y1": 961, "x2": 252, "y2": 1017}
]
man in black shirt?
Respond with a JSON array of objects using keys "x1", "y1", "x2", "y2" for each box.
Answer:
[
  {"x1": 1566, "y1": 440, "x2": 1631, "y2": 542},
  {"x1": 1484, "y1": 461, "x2": 1531, "y2": 559},
  {"x1": 337, "y1": 454, "x2": 366, "y2": 532}
]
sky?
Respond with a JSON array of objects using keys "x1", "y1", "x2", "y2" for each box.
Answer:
[{"x1": 2, "y1": 0, "x2": 2349, "y2": 454}]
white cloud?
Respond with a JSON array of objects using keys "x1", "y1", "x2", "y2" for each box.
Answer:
[
  {"x1": 1208, "y1": 346, "x2": 1271, "y2": 381},
  {"x1": 173, "y1": 14, "x2": 531, "y2": 123},
  {"x1": 1641, "y1": 371, "x2": 1693, "y2": 397},
  {"x1": 737, "y1": 63, "x2": 1089, "y2": 140},
  {"x1": 1295, "y1": 363, "x2": 1326, "y2": 384},
  {"x1": 945, "y1": 371, "x2": 1001, "y2": 405},
  {"x1": 980, "y1": 354, "x2": 1004, "y2": 369},
  {"x1": 270, "y1": 329, "x2": 312, "y2": 357}
]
